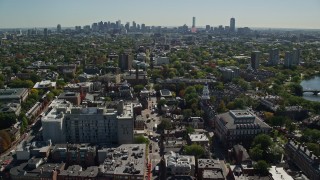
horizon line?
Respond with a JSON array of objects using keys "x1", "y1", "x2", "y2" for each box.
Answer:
[{"x1": 1, "y1": 26, "x2": 320, "y2": 31}]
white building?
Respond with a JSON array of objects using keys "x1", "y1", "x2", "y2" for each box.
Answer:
[
  {"x1": 41, "y1": 100, "x2": 71, "y2": 143},
  {"x1": 42, "y1": 99, "x2": 134, "y2": 144},
  {"x1": 33, "y1": 80, "x2": 56, "y2": 89},
  {"x1": 165, "y1": 151, "x2": 195, "y2": 176},
  {"x1": 188, "y1": 133, "x2": 209, "y2": 146}
]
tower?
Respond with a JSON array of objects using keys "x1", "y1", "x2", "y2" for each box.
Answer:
[
  {"x1": 57, "y1": 24, "x2": 61, "y2": 33},
  {"x1": 292, "y1": 48, "x2": 300, "y2": 65},
  {"x1": 43, "y1": 28, "x2": 48, "y2": 38},
  {"x1": 132, "y1": 21, "x2": 136, "y2": 31},
  {"x1": 192, "y1": 17, "x2": 196, "y2": 28},
  {"x1": 284, "y1": 51, "x2": 293, "y2": 68},
  {"x1": 269, "y1": 48, "x2": 279, "y2": 66},
  {"x1": 125, "y1": 22, "x2": 130, "y2": 31},
  {"x1": 191, "y1": 17, "x2": 196, "y2": 33},
  {"x1": 251, "y1": 51, "x2": 261, "y2": 70},
  {"x1": 230, "y1": 18, "x2": 235, "y2": 32},
  {"x1": 119, "y1": 53, "x2": 133, "y2": 72}
]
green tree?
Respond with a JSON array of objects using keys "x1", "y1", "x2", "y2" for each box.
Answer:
[
  {"x1": 252, "y1": 134, "x2": 273, "y2": 150},
  {"x1": 0, "y1": 113, "x2": 17, "y2": 130},
  {"x1": 301, "y1": 128, "x2": 320, "y2": 143},
  {"x1": 153, "y1": 84, "x2": 161, "y2": 91},
  {"x1": 20, "y1": 116, "x2": 28, "y2": 134},
  {"x1": 306, "y1": 143, "x2": 320, "y2": 156},
  {"x1": 217, "y1": 100, "x2": 228, "y2": 113},
  {"x1": 234, "y1": 98, "x2": 245, "y2": 109},
  {"x1": 254, "y1": 160, "x2": 270, "y2": 176},
  {"x1": 157, "y1": 119, "x2": 172, "y2": 131},
  {"x1": 186, "y1": 126, "x2": 195, "y2": 134},
  {"x1": 289, "y1": 83, "x2": 303, "y2": 96},
  {"x1": 51, "y1": 89, "x2": 63, "y2": 96},
  {"x1": 249, "y1": 145, "x2": 263, "y2": 161},
  {"x1": 46, "y1": 92, "x2": 55, "y2": 101},
  {"x1": 184, "y1": 144, "x2": 205, "y2": 158},
  {"x1": 9, "y1": 79, "x2": 34, "y2": 88},
  {"x1": 134, "y1": 84, "x2": 145, "y2": 93},
  {"x1": 183, "y1": 109, "x2": 193, "y2": 119},
  {"x1": 216, "y1": 82, "x2": 224, "y2": 90},
  {"x1": 134, "y1": 135, "x2": 150, "y2": 145}
]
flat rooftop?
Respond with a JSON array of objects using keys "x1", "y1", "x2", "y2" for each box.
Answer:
[{"x1": 99, "y1": 144, "x2": 146, "y2": 176}]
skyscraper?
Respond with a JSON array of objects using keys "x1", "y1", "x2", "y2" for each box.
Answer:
[
  {"x1": 284, "y1": 51, "x2": 293, "y2": 68},
  {"x1": 57, "y1": 24, "x2": 61, "y2": 33},
  {"x1": 116, "y1": 20, "x2": 121, "y2": 29},
  {"x1": 284, "y1": 49, "x2": 300, "y2": 68},
  {"x1": 292, "y1": 48, "x2": 300, "y2": 65},
  {"x1": 43, "y1": 28, "x2": 48, "y2": 38},
  {"x1": 125, "y1": 22, "x2": 130, "y2": 31},
  {"x1": 251, "y1": 51, "x2": 261, "y2": 70},
  {"x1": 269, "y1": 48, "x2": 279, "y2": 66},
  {"x1": 230, "y1": 18, "x2": 235, "y2": 32},
  {"x1": 191, "y1": 17, "x2": 196, "y2": 33},
  {"x1": 192, "y1": 17, "x2": 196, "y2": 28},
  {"x1": 205, "y1": 25, "x2": 211, "y2": 32},
  {"x1": 132, "y1": 21, "x2": 136, "y2": 31},
  {"x1": 119, "y1": 53, "x2": 133, "y2": 71}
]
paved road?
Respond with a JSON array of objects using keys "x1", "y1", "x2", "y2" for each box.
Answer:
[{"x1": 140, "y1": 96, "x2": 162, "y2": 179}]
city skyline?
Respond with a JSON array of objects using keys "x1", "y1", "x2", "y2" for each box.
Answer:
[{"x1": 0, "y1": 0, "x2": 320, "y2": 29}]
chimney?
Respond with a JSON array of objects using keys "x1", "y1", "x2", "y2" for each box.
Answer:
[
  {"x1": 117, "y1": 100, "x2": 124, "y2": 115},
  {"x1": 309, "y1": 151, "x2": 313, "y2": 157}
]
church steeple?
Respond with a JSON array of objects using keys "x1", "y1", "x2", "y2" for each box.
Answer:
[{"x1": 201, "y1": 83, "x2": 210, "y2": 101}]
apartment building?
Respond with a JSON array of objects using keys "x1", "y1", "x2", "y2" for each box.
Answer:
[
  {"x1": 285, "y1": 139, "x2": 320, "y2": 180},
  {"x1": 42, "y1": 99, "x2": 134, "y2": 144}
]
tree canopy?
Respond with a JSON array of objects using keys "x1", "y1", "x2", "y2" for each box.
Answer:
[
  {"x1": 254, "y1": 160, "x2": 270, "y2": 176},
  {"x1": 134, "y1": 135, "x2": 149, "y2": 145},
  {"x1": 184, "y1": 143, "x2": 205, "y2": 158}
]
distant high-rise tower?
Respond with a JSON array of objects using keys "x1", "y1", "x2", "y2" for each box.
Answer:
[
  {"x1": 269, "y1": 48, "x2": 279, "y2": 66},
  {"x1": 57, "y1": 24, "x2": 61, "y2": 33},
  {"x1": 191, "y1": 17, "x2": 196, "y2": 33},
  {"x1": 230, "y1": 18, "x2": 235, "y2": 32},
  {"x1": 119, "y1": 53, "x2": 133, "y2": 71},
  {"x1": 116, "y1": 20, "x2": 121, "y2": 29},
  {"x1": 43, "y1": 28, "x2": 48, "y2": 38},
  {"x1": 284, "y1": 49, "x2": 300, "y2": 68},
  {"x1": 251, "y1": 51, "x2": 261, "y2": 70},
  {"x1": 125, "y1": 22, "x2": 130, "y2": 31},
  {"x1": 284, "y1": 51, "x2": 293, "y2": 68},
  {"x1": 292, "y1": 48, "x2": 300, "y2": 65},
  {"x1": 205, "y1": 25, "x2": 210, "y2": 32},
  {"x1": 132, "y1": 21, "x2": 136, "y2": 31},
  {"x1": 192, "y1": 17, "x2": 196, "y2": 28}
]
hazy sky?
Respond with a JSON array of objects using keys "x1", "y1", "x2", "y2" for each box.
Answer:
[{"x1": 1, "y1": 0, "x2": 320, "y2": 29}]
